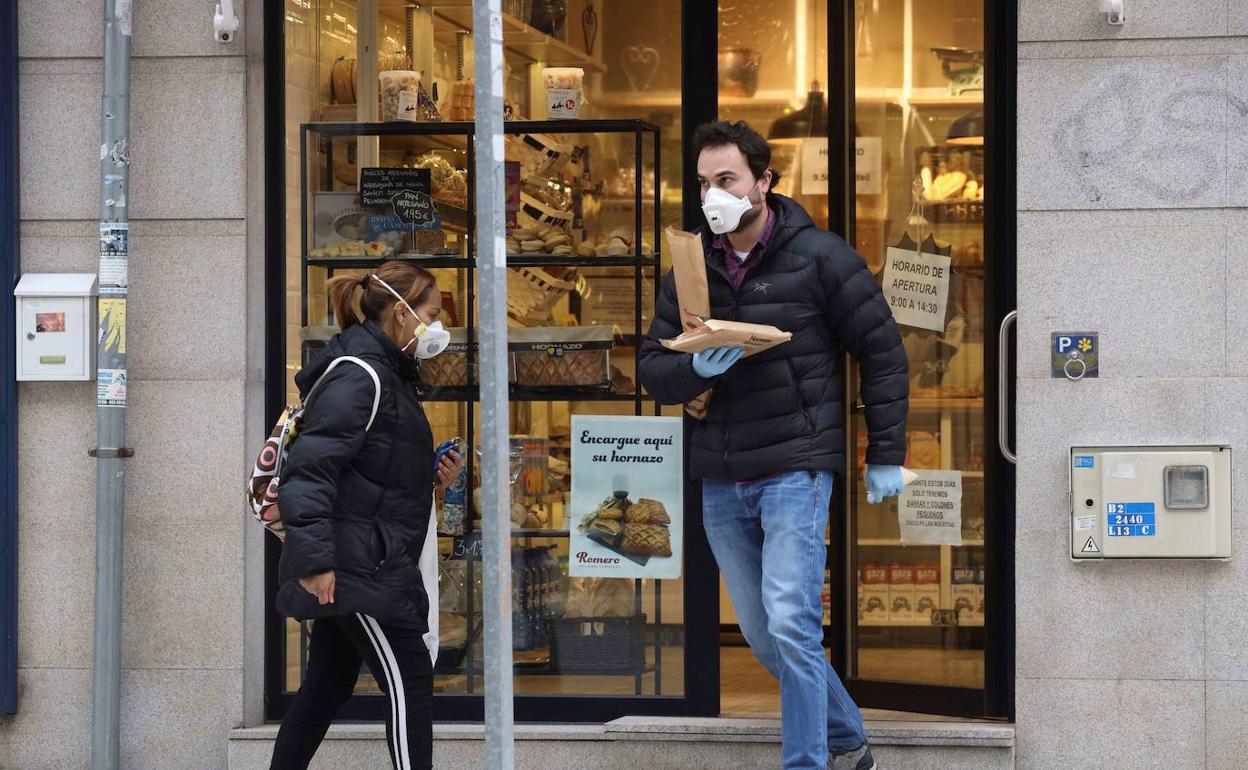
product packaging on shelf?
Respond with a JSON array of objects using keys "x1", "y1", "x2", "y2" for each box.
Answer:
[
  {"x1": 861, "y1": 562, "x2": 890, "y2": 625},
  {"x1": 379, "y1": 70, "x2": 423, "y2": 122},
  {"x1": 975, "y1": 564, "x2": 986, "y2": 625},
  {"x1": 543, "y1": 67, "x2": 584, "y2": 119},
  {"x1": 952, "y1": 566, "x2": 980, "y2": 626},
  {"x1": 508, "y1": 325, "x2": 614, "y2": 389},
  {"x1": 914, "y1": 562, "x2": 941, "y2": 625},
  {"x1": 887, "y1": 561, "x2": 916, "y2": 625}
]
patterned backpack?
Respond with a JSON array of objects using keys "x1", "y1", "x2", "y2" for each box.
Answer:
[{"x1": 247, "y1": 356, "x2": 381, "y2": 540}]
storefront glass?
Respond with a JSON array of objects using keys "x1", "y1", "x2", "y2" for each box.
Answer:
[
  {"x1": 848, "y1": 0, "x2": 988, "y2": 691},
  {"x1": 715, "y1": 0, "x2": 833, "y2": 717},
  {"x1": 279, "y1": 0, "x2": 687, "y2": 710}
]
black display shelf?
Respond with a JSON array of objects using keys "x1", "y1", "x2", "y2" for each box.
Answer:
[
  {"x1": 299, "y1": 119, "x2": 664, "y2": 698},
  {"x1": 306, "y1": 254, "x2": 660, "y2": 270},
  {"x1": 419, "y1": 387, "x2": 649, "y2": 403},
  {"x1": 305, "y1": 118, "x2": 661, "y2": 137},
  {"x1": 437, "y1": 529, "x2": 572, "y2": 539}
]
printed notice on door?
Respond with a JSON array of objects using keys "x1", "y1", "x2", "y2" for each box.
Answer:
[
  {"x1": 881, "y1": 246, "x2": 952, "y2": 332},
  {"x1": 570, "y1": 415, "x2": 684, "y2": 579},
  {"x1": 898, "y1": 470, "x2": 963, "y2": 546}
]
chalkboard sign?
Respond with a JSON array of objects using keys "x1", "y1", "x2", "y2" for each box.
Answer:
[
  {"x1": 360, "y1": 167, "x2": 436, "y2": 227},
  {"x1": 450, "y1": 531, "x2": 484, "y2": 561}
]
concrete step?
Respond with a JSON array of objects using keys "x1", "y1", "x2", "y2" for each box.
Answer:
[{"x1": 229, "y1": 716, "x2": 1015, "y2": 769}]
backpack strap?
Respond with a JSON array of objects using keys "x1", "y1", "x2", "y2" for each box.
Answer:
[{"x1": 309, "y1": 356, "x2": 382, "y2": 431}]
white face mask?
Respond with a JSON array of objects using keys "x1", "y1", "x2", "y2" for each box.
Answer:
[
  {"x1": 370, "y1": 275, "x2": 451, "y2": 360},
  {"x1": 701, "y1": 182, "x2": 760, "y2": 235}
]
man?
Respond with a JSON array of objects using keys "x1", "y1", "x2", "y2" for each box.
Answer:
[{"x1": 639, "y1": 121, "x2": 909, "y2": 770}]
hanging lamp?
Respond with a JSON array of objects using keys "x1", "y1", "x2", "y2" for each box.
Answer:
[
  {"x1": 946, "y1": 110, "x2": 984, "y2": 145},
  {"x1": 768, "y1": 81, "x2": 828, "y2": 146}
]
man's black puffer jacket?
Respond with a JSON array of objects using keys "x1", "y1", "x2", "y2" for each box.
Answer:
[
  {"x1": 639, "y1": 194, "x2": 909, "y2": 481},
  {"x1": 276, "y1": 320, "x2": 435, "y2": 631}
]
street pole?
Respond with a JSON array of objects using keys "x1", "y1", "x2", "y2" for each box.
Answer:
[
  {"x1": 472, "y1": 0, "x2": 514, "y2": 766},
  {"x1": 90, "y1": 1, "x2": 133, "y2": 768}
]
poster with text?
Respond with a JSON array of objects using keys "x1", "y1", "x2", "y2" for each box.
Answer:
[{"x1": 570, "y1": 415, "x2": 684, "y2": 579}]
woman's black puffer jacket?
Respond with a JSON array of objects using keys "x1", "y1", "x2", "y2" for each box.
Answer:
[{"x1": 276, "y1": 320, "x2": 435, "y2": 632}]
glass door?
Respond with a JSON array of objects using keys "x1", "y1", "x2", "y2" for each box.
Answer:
[{"x1": 842, "y1": 0, "x2": 1011, "y2": 717}]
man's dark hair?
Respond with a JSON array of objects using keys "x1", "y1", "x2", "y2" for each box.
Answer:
[{"x1": 692, "y1": 120, "x2": 781, "y2": 187}]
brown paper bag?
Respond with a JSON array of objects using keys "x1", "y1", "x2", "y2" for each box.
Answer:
[
  {"x1": 661, "y1": 318, "x2": 793, "y2": 357},
  {"x1": 664, "y1": 226, "x2": 713, "y2": 419}
]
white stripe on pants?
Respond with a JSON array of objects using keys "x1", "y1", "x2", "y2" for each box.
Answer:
[{"x1": 356, "y1": 612, "x2": 410, "y2": 770}]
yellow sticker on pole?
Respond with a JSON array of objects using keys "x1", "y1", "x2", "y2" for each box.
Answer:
[{"x1": 100, "y1": 298, "x2": 126, "y2": 354}]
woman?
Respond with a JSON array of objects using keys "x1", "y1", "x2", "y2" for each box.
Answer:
[{"x1": 270, "y1": 260, "x2": 461, "y2": 770}]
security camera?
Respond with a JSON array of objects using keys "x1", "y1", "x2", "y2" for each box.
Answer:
[
  {"x1": 214, "y1": 0, "x2": 240, "y2": 43},
  {"x1": 1099, "y1": 0, "x2": 1125, "y2": 25}
]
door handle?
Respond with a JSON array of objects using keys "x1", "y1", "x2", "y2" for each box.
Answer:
[{"x1": 998, "y1": 310, "x2": 1017, "y2": 464}]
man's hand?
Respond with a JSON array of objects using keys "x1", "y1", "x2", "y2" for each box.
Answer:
[
  {"x1": 436, "y1": 449, "x2": 463, "y2": 490},
  {"x1": 865, "y1": 465, "x2": 906, "y2": 504},
  {"x1": 692, "y1": 346, "x2": 745, "y2": 379},
  {"x1": 299, "y1": 570, "x2": 336, "y2": 605}
]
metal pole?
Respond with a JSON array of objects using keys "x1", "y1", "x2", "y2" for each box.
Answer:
[
  {"x1": 91, "y1": 1, "x2": 132, "y2": 767},
  {"x1": 472, "y1": 0, "x2": 514, "y2": 766}
]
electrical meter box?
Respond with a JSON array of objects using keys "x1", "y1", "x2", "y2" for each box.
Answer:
[
  {"x1": 14, "y1": 273, "x2": 98, "y2": 381},
  {"x1": 1070, "y1": 445, "x2": 1232, "y2": 559}
]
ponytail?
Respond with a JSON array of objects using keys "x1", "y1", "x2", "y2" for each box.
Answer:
[{"x1": 326, "y1": 261, "x2": 438, "y2": 330}]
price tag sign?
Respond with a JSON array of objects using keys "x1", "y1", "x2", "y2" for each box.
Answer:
[
  {"x1": 361, "y1": 167, "x2": 436, "y2": 228},
  {"x1": 451, "y1": 531, "x2": 484, "y2": 561},
  {"x1": 799, "y1": 137, "x2": 882, "y2": 196}
]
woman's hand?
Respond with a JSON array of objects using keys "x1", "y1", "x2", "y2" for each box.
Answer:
[
  {"x1": 436, "y1": 449, "x2": 464, "y2": 490},
  {"x1": 299, "y1": 570, "x2": 336, "y2": 605}
]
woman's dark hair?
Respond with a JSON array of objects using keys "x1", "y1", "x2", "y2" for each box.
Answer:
[
  {"x1": 327, "y1": 260, "x2": 437, "y2": 331},
  {"x1": 691, "y1": 120, "x2": 782, "y2": 187}
]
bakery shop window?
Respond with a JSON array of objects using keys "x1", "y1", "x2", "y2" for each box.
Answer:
[{"x1": 280, "y1": 0, "x2": 687, "y2": 705}]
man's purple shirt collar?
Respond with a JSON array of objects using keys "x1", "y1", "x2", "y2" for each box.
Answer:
[{"x1": 709, "y1": 206, "x2": 776, "y2": 289}]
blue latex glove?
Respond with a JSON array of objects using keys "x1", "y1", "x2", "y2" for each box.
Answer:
[
  {"x1": 691, "y1": 346, "x2": 745, "y2": 379},
  {"x1": 865, "y1": 464, "x2": 905, "y2": 504}
]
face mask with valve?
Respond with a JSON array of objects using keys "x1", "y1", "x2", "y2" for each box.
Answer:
[
  {"x1": 701, "y1": 179, "x2": 762, "y2": 235},
  {"x1": 369, "y1": 274, "x2": 450, "y2": 359}
]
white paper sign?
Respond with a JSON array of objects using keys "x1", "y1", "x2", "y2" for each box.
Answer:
[
  {"x1": 799, "y1": 137, "x2": 882, "y2": 196},
  {"x1": 546, "y1": 88, "x2": 583, "y2": 119},
  {"x1": 398, "y1": 91, "x2": 421, "y2": 122},
  {"x1": 801, "y1": 138, "x2": 829, "y2": 196},
  {"x1": 882, "y1": 246, "x2": 952, "y2": 332},
  {"x1": 855, "y1": 137, "x2": 882, "y2": 196},
  {"x1": 570, "y1": 415, "x2": 683, "y2": 579},
  {"x1": 898, "y1": 470, "x2": 963, "y2": 546}
]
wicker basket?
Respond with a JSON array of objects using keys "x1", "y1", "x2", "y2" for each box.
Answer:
[
  {"x1": 508, "y1": 325, "x2": 613, "y2": 389},
  {"x1": 548, "y1": 615, "x2": 646, "y2": 674}
]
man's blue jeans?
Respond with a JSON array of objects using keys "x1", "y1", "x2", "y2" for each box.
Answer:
[{"x1": 703, "y1": 470, "x2": 866, "y2": 770}]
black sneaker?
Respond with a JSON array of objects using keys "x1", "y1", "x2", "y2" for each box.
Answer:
[{"x1": 828, "y1": 742, "x2": 877, "y2": 770}]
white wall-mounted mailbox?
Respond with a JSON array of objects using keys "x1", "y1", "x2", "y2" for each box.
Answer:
[
  {"x1": 14, "y1": 273, "x2": 98, "y2": 381},
  {"x1": 1071, "y1": 445, "x2": 1232, "y2": 559}
]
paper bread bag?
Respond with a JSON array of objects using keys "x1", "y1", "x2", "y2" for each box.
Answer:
[
  {"x1": 664, "y1": 226, "x2": 714, "y2": 419},
  {"x1": 661, "y1": 318, "x2": 792, "y2": 357}
]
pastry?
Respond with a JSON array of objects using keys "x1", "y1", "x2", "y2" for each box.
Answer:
[
  {"x1": 590, "y1": 495, "x2": 628, "y2": 521},
  {"x1": 624, "y1": 498, "x2": 671, "y2": 525},
  {"x1": 587, "y1": 518, "x2": 623, "y2": 548},
  {"x1": 620, "y1": 523, "x2": 672, "y2": 557}
]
